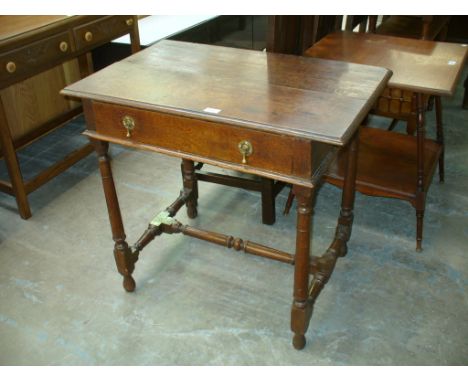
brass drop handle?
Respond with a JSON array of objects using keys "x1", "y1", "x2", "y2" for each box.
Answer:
[
  {"x1": 122, "y1": 116, "x2": 135, "y2": 137},
  {"x1": 6, "y1": 61, "x2": 16, "y2": 73},
  {"x1": 59, "y1": 41, "x2": 68, "y2": 52},
  {"x1": 126, "y1": 18, "x2": 134, "y2": 26},
  {"x1": 84, "y1": 31, "x2": 93, "y2": 42},
  {"x1": 238, "y1": 140, "x2": 253, "y2": 164}
]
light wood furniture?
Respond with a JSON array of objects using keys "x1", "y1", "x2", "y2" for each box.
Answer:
[
  {"x1": 0, "y1": 15, "x2": 140, "y2": 219},
  {"x1": 368, "y1": 15, "x2": 452, "y2": 130},
  {"x1": 305, "y1": 31, "x2": 467, "y2": 251},
  {"x1": 62, "y1": 40, "x2": 390, "y2": 349}
]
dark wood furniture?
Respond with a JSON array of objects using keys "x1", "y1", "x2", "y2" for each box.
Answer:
[
  {"x1": 369, "y1": 16, "x2": 450, "y2": 41},
  {"x1": 305, "y1": 31, "x2": 467, "y2": 251},
  {"x1": 0, "y1": 15, "x2": 140, "y2": 219},
  {"x1": 62, "y1": 40, "x2": 390, "y2": 349}
]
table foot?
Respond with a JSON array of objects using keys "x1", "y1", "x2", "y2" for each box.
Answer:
[
  {"x1": 291, "y1": 298, "x2": 313, "y2": 350},
  {"x1": 114, "y1": 241, "x2": 138, "y2": 292},
  {"x1": 123, "y1": 275, "x2": 136, "y2": 292},
  {"x1": 292, "y1": 334, "x2": 306, "y2": 350}
]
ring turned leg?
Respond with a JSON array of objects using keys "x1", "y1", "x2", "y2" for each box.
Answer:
[
  {"x1": 181, "y1": 159, "x2": 198, "y2": 219},
  {"x1": 290, "y1": 185, "x2": 314, "y2": 350},
  {"x1": 290, "y1": 132, "x2": 359, "y2": 350},
  {"x1": 91, "y1": 139, "x2": 137, "y2": 292}
]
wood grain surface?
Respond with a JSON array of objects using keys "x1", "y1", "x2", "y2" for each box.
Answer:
[
  {"x1": 63, "y1": 39, "x2": 391, "y2": 146},
  {"x1": 305, "y1": 31, "x2": 468, "y2": 96}
]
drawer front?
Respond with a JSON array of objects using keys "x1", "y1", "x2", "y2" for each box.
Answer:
[
  {"x1": 73, "y1": 16, "x2": 134, "y2": 51},
  {"x1": 0, "y1": 31, "x2": 73, "y2": 85},
  {"x1": 92, "y1": 102, "x2": 314, "y2": 179}
]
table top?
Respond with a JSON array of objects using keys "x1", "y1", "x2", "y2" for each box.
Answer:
[
  {"x1": 305, "y1": 31, "x2": 468, "y2": 96},
  {"x1": 62, "y1": 40, "x2": 390, "y2": 146},
  {"x1": 0, "y1": 16, "x2": 69, "y2": 42}
]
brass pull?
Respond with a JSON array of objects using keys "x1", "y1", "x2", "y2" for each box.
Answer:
[
  {"x1": 59, "y1": 41, "x2": 68, "y2": 52},
  {"x1": 6, "y1": 61, "x2": 16, "y2": 73},
  {"x1": 238, "y1": 140, "x2": 253, "y2": 164},
  {"x1": 84, "y1": 31, "x2": 93, "y2": 42},
  {"x1": 122, "y1": 116, "x2": 135, "y2": 137},
  {"x1": 126, "y1": 18, "x2": 134, "y2": 26}
]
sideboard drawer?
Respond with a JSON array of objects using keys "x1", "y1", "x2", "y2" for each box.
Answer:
[
  {"x1": 0, "y1": 31, "x2": 73, "y2": 84},
  {"x1": 73, "y1": 16, "x2": 134, "y2": 52},
  {"x1": 91, "y1": 102, "x2": 316, "y2": 179}
]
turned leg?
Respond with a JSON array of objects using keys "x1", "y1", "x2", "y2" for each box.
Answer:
[
  {"x1": 435, "y1": 96, "x2": 445, "y2": 183},
  {"x1": 335, "y1": 130, "x2": 359, "y2": 257},
  {"x1": 181, "y1": 159, "x2": 198, "y2": 218},
  {"x1": 415, "y1": 93, "x2": 426, "y2": 252},
  {"x1": 416, "y1": 206, "x2": 425, "y2": 252},
  {"x1": 260, "y1": 177, "x2": 276, "y2": 225},
  {"x1": 290, "y1": 185, "x2": 314, "y2": 350},
  {"x1": 91, "y1": 139, "x2": 136, "y2": 291},
  {"x1": 0, "y1": 97, "x2": 31, "y2": 219}
]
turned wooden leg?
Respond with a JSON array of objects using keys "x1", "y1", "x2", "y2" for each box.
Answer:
[
  {"x1": 181, "y1": 159, "x2": 198, "y2": 219},
  {"x1": 91, "y1": 139, "x2": 136, "y2": 291},
  {"x1": 416, "y1": 207, "x2": 425, "y2": 252},
  {"x1": 260, "y1": 177, "x2": 275, "y2": 225},
  {"x1": 336, "y1": 131, "x2": 359, "y2": 257},
  {"x1": 415, "y1": 93, "x2": 426, "y2": 252},
  {"x1": 435, "y1": 96, "x2": 445, "y2": 183},
  {"x1": 0, "y1": 97, "x2": 31, "y2": 219},
  {"x1": 290, "y1": 185, "x2": 314, "y2": 350}
]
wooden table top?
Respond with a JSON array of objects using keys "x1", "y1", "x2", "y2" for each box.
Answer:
[
  {"x1": 305, "y1": 31, "x2": 468, "y2": 96},
  {"x1": 62, "y1": 40, "x2": 391, "y2": 146},
  {"x1": 0, "y1": 16, "x2": 70, "y2": 42}
]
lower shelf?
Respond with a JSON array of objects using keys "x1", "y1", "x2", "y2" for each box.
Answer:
[{"x1": 325, "y1": 126, "x2": 442, "y2": 203}]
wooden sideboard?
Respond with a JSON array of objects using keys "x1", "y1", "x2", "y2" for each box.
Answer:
[{"x1": 0, "y1": 15, "x2": 140, "y2": 218}]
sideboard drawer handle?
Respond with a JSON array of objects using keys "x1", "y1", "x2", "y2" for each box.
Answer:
[
  {"x1": 84, "y1": 31, "x2": 93, "y2": 42},
  {"x1": 238, "y1": 140, "x2": 253, "y2": 164},
  {"x1": 59, "y1": 41, "x2": 69, "y2": 52},
  {"x1": 6, "y1": 61, "x2": 16, "y2": 73},
  {"x1": 122, "y1": 115, "x2": 135, "y2": 137}
]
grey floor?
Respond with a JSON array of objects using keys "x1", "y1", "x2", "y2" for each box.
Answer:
[{"x1": 1, "y1": 67, "x2": 467, "y2": 366}]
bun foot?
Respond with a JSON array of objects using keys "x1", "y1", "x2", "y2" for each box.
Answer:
[
  {"x1": 292, "y1": 334, "x2": 306, "y2": 350},
  {"x1": 123, "y1": 275, "x2": 136, "y2": 292}
]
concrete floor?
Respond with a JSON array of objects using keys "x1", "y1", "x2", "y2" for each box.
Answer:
[{"x1": 1, "y1": 67, "x2": 467, "y2": 365}]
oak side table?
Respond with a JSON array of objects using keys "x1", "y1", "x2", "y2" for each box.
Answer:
[
  {"x1": 62, "y1": 40, "x2": 390, "y2": 349},
  {"x1": 305, "y1": 31, "x2": 467, "y2": 251}
]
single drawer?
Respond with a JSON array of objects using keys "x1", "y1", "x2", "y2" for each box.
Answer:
[
  {"x1": 0, "y1": 31, "x2": 73, "y2": 85},
  {"x1": 73, "y1": 16, "x2": 134, "y2": 51},
  {"x1": 92, "y1": 102, "x2": 319, "y2": 180}
]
